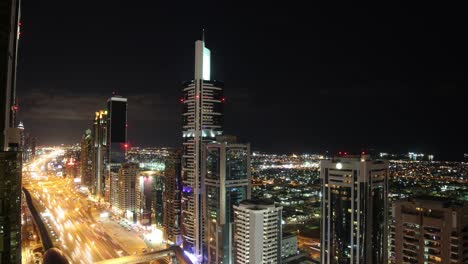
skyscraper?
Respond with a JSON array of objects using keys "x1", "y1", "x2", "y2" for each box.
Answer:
[
  {"x1": 0, "y1": 151, "x2": 21, "y2": 263},
  {"x1": 106, "y1": 96, "x2": 127, "y2": 204},
  {"x1": 203, "y1": 136, "x2": 251, "y2": 264},
  {"x1": 117, "y1": 163, "x2": 138, "y2": 222},
  {"x1": 80, "y1": 129, "x2": 93, "y2": 188},
  {"x1": 181, "y1": 36, "x2": 224, "y2": 259},
  {"x1": 92, "y1": 110, "x2": 107, "y2": 197},
  {"x1": 136, "y1": 171, "x2": 159, "y2": 226},
  {"x1": 0, "y1": 0, "x2": 20, "y2": 151},
  {"x1": 17, "y1": 120, "x2": 24, "y2": 153},
  {"x1": 163, "y1": 149, "x2": 183, "y2": 245},
  {"x1": 0, "y1": 1, "x2": 21, "y2": 262},
  {"x1": 390, "y1": 197, "x2": 468, "y2": 264},
  {"x1": 233, "y1": 199, "x2": 282, "y2": 264},
  {"x1": 320, "y1": 155, "x2": 389, "y2": 264}
]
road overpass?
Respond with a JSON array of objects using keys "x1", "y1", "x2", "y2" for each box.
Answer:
[
  {"x1": 94, "y1": 246, "x2": 191, "y2": 264},
  {"x1": 23, "y1": 187, "x2": 53, "y2": 250}
]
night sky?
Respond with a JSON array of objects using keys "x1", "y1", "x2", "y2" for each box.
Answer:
[{"x1": 16, "y1": 2, "x2": 466, "y2": 160}]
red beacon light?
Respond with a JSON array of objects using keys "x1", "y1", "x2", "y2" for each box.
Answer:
[
  {"x1": 179, "y1": 98, "x2": 184, "y2": 103},
  {"x1": 361, "y1": 151, "x2": 366, "y2": 155},
  {"x1": 338, "y1": 151, "x2": 342, "y2": 155},
  {"x1": 124, "y1": 143, "x2": 129, "y2": 149},
  {"x1": 221, "y1": 97, "x2": 226, "y2": 102},
  {"x1": 344, "y1": 152, "x2": 348, "y2": 155}
]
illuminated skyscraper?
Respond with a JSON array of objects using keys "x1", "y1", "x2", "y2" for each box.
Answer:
[
  {"x1": 80, "y1": 129, "x2": 93, "y2": 188},
  {"x1": 92, "y1": 110, "x2": 107, "y2": 197},
  {"x1": 181, "y1": 36, "x2": 224, "y2": 260},
  {"x1": 0, "y1": 0, "x2": 20, "y2": 151},
  {"x1": 106, "y1": 96, "x2": 127, "y2": 205},
  {"x1": 117, "y1": 163, "x2": 138, "y2": 221},
  {"x1": 136, "y1": 171, "x2": 158, "y2": 226},
  {"x1": 233, "y1": 199, "x2": 282, "y2": 264},
  {"x1": 203, "y1": 136, "x2": 251, "y2": 264},
  {"x1": 320, "y1": 155, "x2": 389, "y2": 264},
  {"x1": 0, "y1": 1, "x2": 22, "y2": 262},
  {"x1": 390, "y1": 197, "x2": 468, "y2": 264},
  {"x1": 163, "y1": 149, "x2": 182, "y2": 245},
  {"x1": 0, "y1": 152, "x2": 21, "y2": 263}
]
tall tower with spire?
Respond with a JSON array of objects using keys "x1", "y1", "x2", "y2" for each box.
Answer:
[{"x1": 181, "y1": 33, "x2": 224, "y2": 261}]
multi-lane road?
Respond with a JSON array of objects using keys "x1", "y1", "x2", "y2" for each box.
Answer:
[{"x1": 22, "y1": 150, "x2": 159, "y2": 264}]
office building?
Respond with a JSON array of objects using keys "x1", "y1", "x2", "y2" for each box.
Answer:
[
  {"x1": 320, "y1": 155, "x2": 389, "y2": 264},
  {"x1": 203, "y1": 136, "x2": 251, "y2": 264},
  {"x1": 0, "y1": 1, "x2": 21, "y2": 262},
  {"x1": 233, "y1": 199, "x2": 282, "y2": 264},
  {"x1": 390, "y1": 197, "x2": 468, "y2": 264},
  {"x1": 117, "y1": 163, "x2": 138, "y2": 222},
  {"x1": 106, "y1": 96, "x2": 127, "y2": 204},
  {"x1": 17, "y1": 121, "x2": 24, "y2": 156},
  {"x1": 163, "y1": 149, "x2": 183, "y2": 245},
  {"x1": 136, "y1": 171, "x2": 154, "y2": 226},
  {"x1": 281, "y1": 233, "x2": 298, "y2": 260},
  {"x1": 17, "y1": 122, "x2": 33, "y2": 163},
  {"x1": 80, "y1": 129, "x2": 93, "y2": 188},
  {"x1": 136, "y1": 170, "x2": 165, "y2": 226},
  {"x1": 0, "y1": 0, "x2": 20, "y2": 150},
  {"x1": 0, "y1": 152, "x2": 21, "y2": 263},
  {"x1": 181, "y1": 36, "x2": 224, "y2": 259},
  {"x1": 154, "y1": 175, "x2": 164, "y2": 225},
  {"x1": 92, "y1": 110, "x2": 107, "y2": 197}
]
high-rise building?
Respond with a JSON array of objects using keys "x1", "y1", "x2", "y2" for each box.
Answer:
[
  {"x1": 0, "y1": 0, "x2": 20, "y2": 151},
  {"x1": 17, "y1": 120, "x2": 24, "y2": 152},
  {"x1": 91, "y1": 110, "x2": 107, "y2": 197},
  {"x1": 203, "y1": 136, "x2": 251, "y2": 264},
  {"x1": 136, "y1": 170, "x2": 165, "y2": 226},
  {"x1": 106, "y1": 96, "x2": 127, "y2": 204},
  {"x1": 281, "y1": 233, "x2": 298, "y2": 261},
  {"x1": 320, "y1": 155, "x2": 389, "y2": 264},
  {"x1": 0, "y1": 152, "x2": 21, "y2": 263},
  {"x1": 181, "y1": 36, "x2": 224, "y2": 259},
  {"x1": 154, "y1": 174, "x2": 164, "y2": 226},
  {"x1": 163, "y1": 149, "x2": 183, "y2": 245},
  {"x1": 117, "y1": 163, "x2": 138, "y2": 222},
  {"x1": 0, "y1": 1, "x2": 21, "y2": 262},
  {"x1": 390, "y1": 197, "x2": 468, "y2": 264},
  {"x1": 233, "y1": 199, "x2": 282, "y2": 264},
  {"x1": 80, "y1": 129, "x2": 93, "y2": 188}
]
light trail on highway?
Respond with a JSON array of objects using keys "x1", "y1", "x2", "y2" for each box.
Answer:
[{"x1": 23, "y1": 149, "x2": 131, "y2": 264}]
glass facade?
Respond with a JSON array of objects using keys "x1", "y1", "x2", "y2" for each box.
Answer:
[
  {"x1": 226, "y1": 148, "x2": 248, "y2": 181},
  {"x1": 321, "y1": 158, "x2": 388, "y2": 264},
  {"x1": 107, "y1": 98, "x2": 127, "y2": 164},
  {"x1": 204, "y1": 143, "x2": 251, "y2": 264},
  {"x1": 108, "y1": 100, "x2": 126, "y2": 143},
  {"x1": 0, "y1": 151, "x2": 22, "y2": 263}
]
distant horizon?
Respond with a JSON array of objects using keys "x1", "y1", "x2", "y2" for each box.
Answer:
[{"x1": 39, "y1": 142, "x2": 465, "y2": 162}]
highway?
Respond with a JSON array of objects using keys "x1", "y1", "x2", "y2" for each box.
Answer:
[{"x1": 22, "y1": 149, "x2": 150, "y2": 264}]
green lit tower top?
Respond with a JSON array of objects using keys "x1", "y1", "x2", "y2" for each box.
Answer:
[{"x1": 181, "y1": 33, "x2": 224, "y2": 261}]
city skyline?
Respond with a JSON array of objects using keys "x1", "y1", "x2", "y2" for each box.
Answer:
[
  {"x1": 14, "y1": 2, "x2": 465, "y2": 161},
  {"x1": 3, "y1": 1, "x2": 467, "y2": 264}
]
